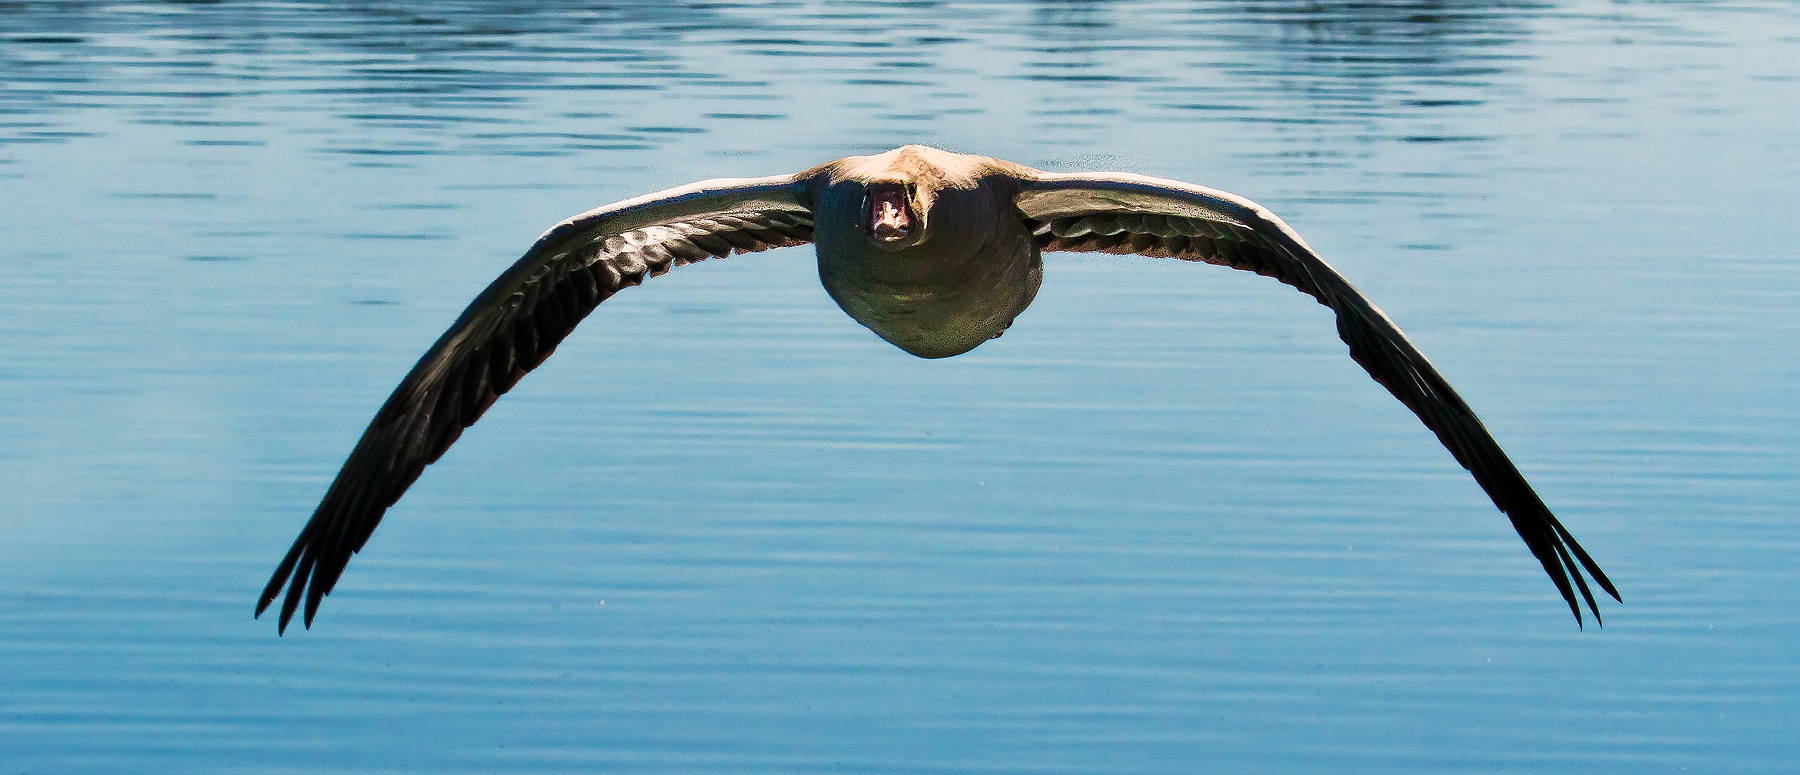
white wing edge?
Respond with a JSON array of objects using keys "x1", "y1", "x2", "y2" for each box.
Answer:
[{"x1": 1015, "y1": 171, "x2": 1323, "y2": 257}]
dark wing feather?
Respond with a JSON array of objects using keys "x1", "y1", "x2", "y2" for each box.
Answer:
[
  {"x1": 259, "y1": 175, "x2": 814, "y2": 633},
  {"x1": 1015, "y1": 173, "x2": 1619, "y2": 627}
]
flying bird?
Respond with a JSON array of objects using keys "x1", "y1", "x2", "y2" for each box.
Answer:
[{"x1": 258, "y1": 145, "x2": 1620, "y2": 633}]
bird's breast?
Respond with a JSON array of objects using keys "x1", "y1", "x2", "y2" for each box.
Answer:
[{"x1": 813, "y1": 183, "x2": 1042, "y2": 359}]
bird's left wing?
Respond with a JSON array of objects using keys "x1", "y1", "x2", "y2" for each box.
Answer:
[
  {"x1": 1014, "y1": 171, "x2": 1618, "y2": 626},
  {"x1": 259, "y1": 174, "x2": 814, "y2": 633}
]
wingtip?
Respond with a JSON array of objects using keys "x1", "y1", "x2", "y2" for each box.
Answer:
[
  {"x1": 1565, "y1": 591, "x2": 1604, "y2": 630},
  {"x1": 1583, "y1": 577, "x2": 1609, "y2": 629},
  {"x1": 1552, "y1": 520, "x2": 1622, "y2": 604},
  {"x1": 1561, "y1": 588, "x2": 1585, "y2": 630},
  {"x1": 257, "y1": 567, "x2": 291, "y2": 635},
  {"x1": 255, "y1": 592, "x2": 291, "y2": 635},
  {"x1": 1561, "y1": 554, "x2": 1613, "y2": 630}
]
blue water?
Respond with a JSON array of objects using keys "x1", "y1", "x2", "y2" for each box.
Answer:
[{"x1": 3, "y1": 1, "x2": 1797, "y2": 771}]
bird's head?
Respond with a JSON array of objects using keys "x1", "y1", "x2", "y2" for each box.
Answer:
[{"x1": 823, "y1": 145, "x2": 958, "y2": 256}]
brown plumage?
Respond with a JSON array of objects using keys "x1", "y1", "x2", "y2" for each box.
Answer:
[{"x1": 258, "y1": 145, "x2": 1619, "y2": 633}]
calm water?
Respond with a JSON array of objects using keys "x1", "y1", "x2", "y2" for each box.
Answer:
[{"x1": 3, "y1": 0, "x2": 1798, "y2": 771}]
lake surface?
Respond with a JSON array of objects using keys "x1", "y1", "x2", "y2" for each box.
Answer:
[{"x1": 3, "y1": 0, "x2": 1797, "y2": 771}]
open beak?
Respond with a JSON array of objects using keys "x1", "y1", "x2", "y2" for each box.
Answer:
[{"x1": 863, "y1": 183, "x2": 914, "y2": 247}]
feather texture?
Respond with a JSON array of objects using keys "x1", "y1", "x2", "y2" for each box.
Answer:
[
  {"x1": 257, "y1": 178, "x2": 812, "y2": 633},
  {"x1": 1017, "y1": 173, "x2": 1619, "y2": 626}
]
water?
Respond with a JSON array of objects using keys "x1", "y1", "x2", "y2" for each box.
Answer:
[{"x1": 2, "y1": 0, "x2": 1797, "y2": 771}]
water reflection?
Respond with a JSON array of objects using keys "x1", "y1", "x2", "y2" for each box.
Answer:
[{"x1": 2, "y1": 0, "x2": 1554, "y2": 154}]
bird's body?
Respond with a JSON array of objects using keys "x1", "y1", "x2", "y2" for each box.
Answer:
[
  {"x1": 809, "y1": 146, "x2": 1041, "y2": 357},
  {"x1": 258, "y1": 145, "x2": 1620, "y2": 633}
]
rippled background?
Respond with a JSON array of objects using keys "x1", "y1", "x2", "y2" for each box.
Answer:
[{"x1": 3, "y1": 1, "x2": 1797, "y2": 771}]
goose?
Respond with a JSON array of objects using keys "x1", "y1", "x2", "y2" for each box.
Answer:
[{"x1": 258, "y1": 145, "x2": 1620, "y2": 633}]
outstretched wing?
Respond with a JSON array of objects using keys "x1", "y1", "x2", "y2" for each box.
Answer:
[
  {"x1": 260, "y1": 174, "x2": 815, "y2": 633},
  {"x1": 1015, "y1": 172, "x2": 1619, "y2": 626}
]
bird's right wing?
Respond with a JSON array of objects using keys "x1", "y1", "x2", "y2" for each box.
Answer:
[
  {"x1": 1015, "y1": 171, "x2": 1619, "y2": 626},
  {"x1": 259, "y1": 174, "x2": 815, "y2": 633}
]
